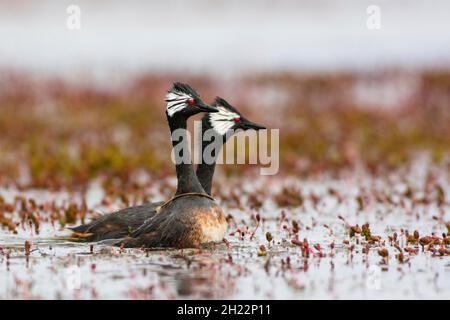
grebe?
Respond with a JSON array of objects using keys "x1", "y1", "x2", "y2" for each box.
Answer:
[
  {"x1": 118, "y1": 89, "x2": 227, "y2": 248},
  {"x1": 69, "y1": 96, "x2": 265, "y2": 242},
  {"x1": 69, "y1": 82, "x2": 216, "y2": 240},
  {"x1": 196, "y1": 97, "x2": 265, "y2": 195}
]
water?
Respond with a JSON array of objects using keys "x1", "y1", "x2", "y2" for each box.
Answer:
[{"x1": 1, "y1": 160, "x2": 449, "y2": 299}]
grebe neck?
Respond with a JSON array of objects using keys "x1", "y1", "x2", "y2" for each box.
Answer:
[
  {"x1": 167, "y1": 114, "x2": 205, "y2": 195},
  {"x1": 195, "y1": 118, "x2": 226, "y2": 196}
]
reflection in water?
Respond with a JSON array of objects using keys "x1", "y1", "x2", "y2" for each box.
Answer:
[{"x1": 1, "y1": 161, "x2": 449, "y2": 299}]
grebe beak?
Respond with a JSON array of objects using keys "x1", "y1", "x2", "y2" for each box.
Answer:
[
  {"x1": 241, "y1": 119, "x2": 266, "y2": 130},
  {"x1": 197, "y1": 101, "x2": 219, "y2": 113}
]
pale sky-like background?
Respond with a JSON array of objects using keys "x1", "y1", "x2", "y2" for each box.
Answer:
[{"x1": 0, "y1": 0, "x2": 449, "y2": 81}]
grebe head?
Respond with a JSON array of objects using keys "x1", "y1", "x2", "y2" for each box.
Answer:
[
  {"x1": 207, "y1": 97, "x2": 266, "y2": 136},
  {"x1": 165, "y1": 82, "x2": 217, "y2": 118}
]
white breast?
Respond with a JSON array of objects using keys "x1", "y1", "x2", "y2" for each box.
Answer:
[{"x1": 201, "y1": 221, "x2": 227, "y2": 243}]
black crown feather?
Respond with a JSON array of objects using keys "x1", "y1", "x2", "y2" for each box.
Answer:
[{"x1": 169, "y1": 82, "x2": 201, "y2": 99}]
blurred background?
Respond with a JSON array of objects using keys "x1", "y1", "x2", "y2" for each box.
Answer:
[{"x1": 0, "y1": 0, "x2": 449, "y2": 190}]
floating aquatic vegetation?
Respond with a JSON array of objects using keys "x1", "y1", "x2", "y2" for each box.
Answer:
[
  {"x1": 257, "y1": 245, "x2": 267, "y2": 257},
  {"x1": 265, "y1": 232, "x2": 273, "y2": 245},
  {"x1": 273, "y1": 186, "x2": 304, "y2": 208},
  {"x1": 0, "y1": 70, "x2": 449, "y2": 299}
]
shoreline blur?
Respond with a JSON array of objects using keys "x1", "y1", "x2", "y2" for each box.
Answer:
[
  {"x1": 1, "y1": 0, "x2": 449, "y2": 82},
  {"x1": 0, "y1": 69, "x2": 449, "y2": 190}
]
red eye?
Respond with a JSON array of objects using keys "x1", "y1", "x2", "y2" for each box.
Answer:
[
  {"x1": 187, "y1": 98, "x2": 196, "y2": 106},
  {"x1": 234, "y1": 117, "x2": 241, "y2": 123}
]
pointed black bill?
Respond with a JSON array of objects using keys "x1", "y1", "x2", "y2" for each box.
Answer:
[
  {"x1": 241, "y1": 119, "x2": 266, "y2": 130},
  {"x1": 197, "y1": 101, "x2": 219, "y2": 113}
]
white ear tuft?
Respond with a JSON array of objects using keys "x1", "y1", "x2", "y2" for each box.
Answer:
[
  {"x1": 165, "y1": 91, "x2": 191, "y2": 117},
  {"x1": 209, "y1": 106, "x2": 239, "y2": 135}
]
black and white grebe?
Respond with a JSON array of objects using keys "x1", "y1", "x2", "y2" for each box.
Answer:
[
  {"x1": 118, "y1": 87, "x2": 227, "y2": 248},
  {"x1": 196, "y1": 97, "x2": 265, "y2": 195},
  {"x1": 69, "y1": 95, "x2": 265, "y2": 243}
]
